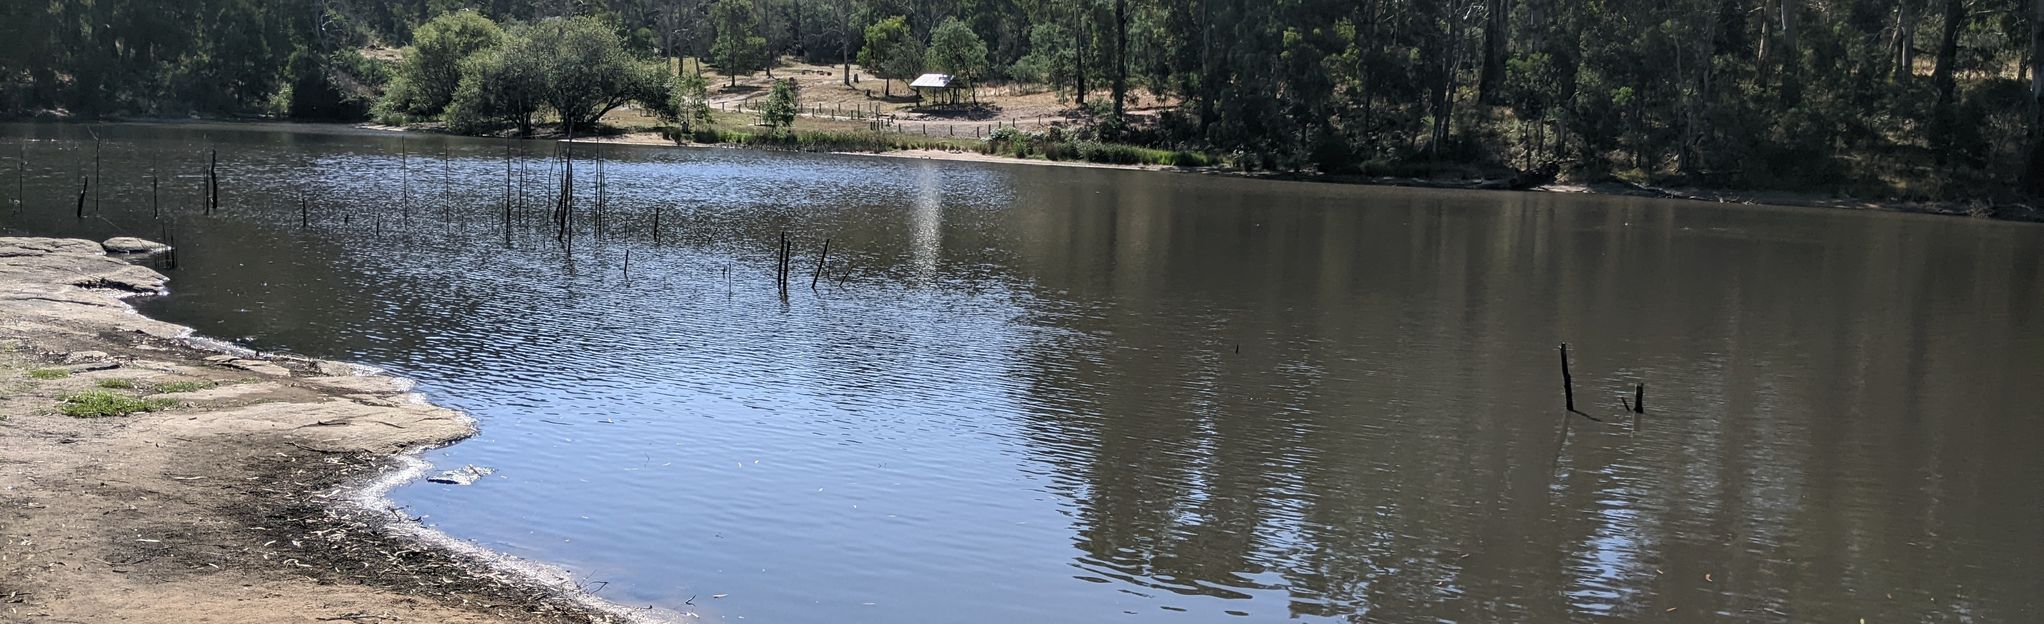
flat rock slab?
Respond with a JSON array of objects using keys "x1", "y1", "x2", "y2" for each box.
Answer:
[
  {"x1": 213, "y1": 358, "x2": 292, "y2": 377},
  {"x1": 0, "y1": 238, "x2": 102, "y2": 257},
  {"x1": 62, "y1": 350, "x2": 111, "y2": 363},
  {"x1": 61, "y1": 361, "x2": 120, "y2": 373},
  {"x1": 149, "y1": 381, "x2": 294, "y2": 402},
  {"x1": 302, "y1": 375, "x2": 411, "y2": 395},
  {"x1": 0, "y1": 238, "x2": 184, "y2": 338},
  {"x1": 187, "y1": 397, "x2": 474, "y2": 455},
  {"x1": 101, "y1": 237, "x2": 171, "y2": 255}
]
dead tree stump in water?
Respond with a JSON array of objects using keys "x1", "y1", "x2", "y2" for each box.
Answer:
[
  {"x1": 776, "y1": 231, "x2": 792, "y2": 293},
  {"x1": 811, "y1": 238, "x2": 831, "y2": 290},
  {"x1": 207, "y1": 149, "x2": 220, "y2": 215},
  {"x1": 91, "y1": 135, "x2": 100, "y2": 215},
  {"x1": 1558, "y1": 343, "x2": 1577, "y2": 413}
]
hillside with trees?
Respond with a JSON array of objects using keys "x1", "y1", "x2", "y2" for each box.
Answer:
[{"x1": 2, "y1": 0, "x2": 2040, "y2": 201}]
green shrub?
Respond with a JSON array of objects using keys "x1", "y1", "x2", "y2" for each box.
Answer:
[
  {"x1": 59, "y1": 391, "x2": 178, "y2": 418},
  {"x1": 154, "y1": 380, "x2": 218, "y2": 394},
  {"x1": 378, "y1": 11, "x2": 507, "y2": 119},
  {"x1": 674, "y1": 126, "x2": 957, "y2": 154},
  {"x1": 758, "y1": 79, "x2": 799, "y2": 131},
  {"x1": 976, "y1": 128, "x2": 1213, "y2": 167}
]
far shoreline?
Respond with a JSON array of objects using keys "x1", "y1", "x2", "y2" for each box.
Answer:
[
  {"x1": 7, "y1": 116, "x2": 2039, "y2": 223},
  {"x1": 363, "y1": 122, "x2": 2044, "y2": 224}
]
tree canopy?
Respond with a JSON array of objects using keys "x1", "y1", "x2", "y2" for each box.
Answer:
[
  {"x1": 926, "y1": 17, "x2": 989, "y2": 84},
  {"x1": 709, "y1": 0, "x2": 770, "y2": 86},
  {"x1": 858, "y1": 16, "x2": 923, "y2": 96},
  {"x1": 433, "y1": 15, "x2": 668, "y2": 135},
  {"x1": 379, "y1": 10, "x2": 504, "y2": 119},
  {"x1": 759, "y1": 78, "x2": 800, "y2": 130}
]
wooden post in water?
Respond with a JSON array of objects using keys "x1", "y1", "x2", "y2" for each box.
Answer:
[
  {"x1": 207, "y1": 149, "x2": 219, "y2": 215},
  {"x1": 74, "y1": 177, "x2": 87, "y2": 219},
  {"x1": 518, "y1": 145, "x2": 528, "y2": 227},
  {"x1": 300, "y1": 195, "x2": 309, "y2": 228},
  {"x1": 652, "y1": 205, "x2": 662, "y2": 245},
  {"x1": 556, "y1": 132, "x2": 576, "y2": 248},
  {"x1": 1633, "y1": 383, "x2": 1645, "y2": 414},
  {"x1": 776, "y1": 231, "x2": 789, "y2": 292},
  {"x1": 162, "y1": 227, "x2": 178, "y2": 270},
  {"x1": 151, "y1": 175, "x2": 159, "y2": 219},
  {"x1": 593, "y1": 147, "x2": 606, "y2": 241},
  {"x1": 91, "y1": 133, "x2": 100, "y2": 215},
  {"x1": 504, "y1": 139, "x2": 515, "y2": 249},
  {"x1": 623, "y1": 249, "x2": 631, "y2": 285},
  {"x1": 399, "y1": 137, "x2": 409, "y2": 220},
  {"x1": 811, "y1": 238, "x2": 830, "y2": 290},
  {"x1": 1558, "y1": 343, "x2": 1577, "y2": 413},
  {"x1": 442, "y1": 145, "x2": 451, "y2": 224}
]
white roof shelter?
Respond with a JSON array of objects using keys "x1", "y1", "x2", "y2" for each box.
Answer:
[{"x1": 910, "y1": 74, "x2": 956, "y2": 89}]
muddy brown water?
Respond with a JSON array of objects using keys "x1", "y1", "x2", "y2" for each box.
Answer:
[{"x1": 5, "y1": 122, "x2": 2043, "y2": 623}]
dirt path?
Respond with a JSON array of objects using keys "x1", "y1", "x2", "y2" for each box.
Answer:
[
  {"x1": 0, "y1": 238, "x2": 674, "y2": 623},
  {"x1": 684, "y1": 59, "x2": 1174, "y2": 134}
]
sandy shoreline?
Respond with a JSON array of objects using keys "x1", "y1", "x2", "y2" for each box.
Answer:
[{"x1": 0, "y1": 237, "x2": 674, "y2": 623}]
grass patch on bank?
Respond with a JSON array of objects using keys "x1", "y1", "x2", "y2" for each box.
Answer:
[
  {"x1": 60, "y1": 391, "x2": 178, "y2": 418},
  {"x1": 96, "y1": 378, "x2": 139, "y2": 389},
  {"x1": 154, "y1": 380, "x2": 217, "y2": 394},
  {"x1": 982, "y1": 127, "x2": 1215, "y2": 167},
  {"x1": 659, "y1": 121, "x2": 1214, "y2": 169},
  {"x1": 28, "y1": 368, "x2": 69, "y2": 380},
  {"x1": 666, "y1": 126, "x2": 962, "y2": 153}
]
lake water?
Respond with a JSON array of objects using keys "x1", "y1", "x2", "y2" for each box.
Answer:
[{"x1": 5, "y1": 122, "x2": 2043, "y2": 623}]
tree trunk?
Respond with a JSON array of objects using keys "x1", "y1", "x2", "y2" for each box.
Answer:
[
  {"x1": 1931, "y1": 0, "x2": 1965, "y2": 161},
  {"x1": 1778, "y1": 0, "x2": 1803, "y2": 106},
  {"x1": 1679, "y1": 0, "x2": 1728, "y2": 176},
  {"x1": 1894, "y1": 0, "x2": 1920, "y2": 81},
  {"x1": 1759, "y1": 0, "x2": 1774, "y2": 68},
  {"x1": 1113, "y1": 0, "x2": 1128, "y2": 118},
  {"x1": 1780, "y1": 0, "x2": 1799, "y2": 58},
  {"x1": 1196, "y1": 0, "x2": 1214, "y2": 134},
  {"x1": 839, "y1": 1, "x2": 851, "y2": 86},
  {"x1": 1074, "y1": 0, "x2": 1087, "y2": 107},
  {"x1": 1479, "y1": 0, "x2": 1509, "y2": 104},
  {"x1": 792, "y1": 0, "x2": 805, "y2": 58},
  {"x1": 2026, "y1": 0, "x2": 2044, "y2": 194},
  {"x1": 1431, "y1": 6, "x2": 1464, "y2": 162},
  {"x1": 1932, "y1": 0, "x2": 1963, "y2": 102}
]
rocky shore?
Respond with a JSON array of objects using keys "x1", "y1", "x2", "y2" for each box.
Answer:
[{"x1": 0, "y1": 237, "x2": 670, "y2": 623}]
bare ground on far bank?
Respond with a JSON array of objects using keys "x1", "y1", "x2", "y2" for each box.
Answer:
[{"x1": 0, "y1": 238, "x2": 669, "y2": 623}]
